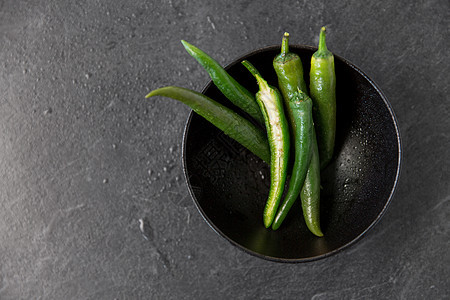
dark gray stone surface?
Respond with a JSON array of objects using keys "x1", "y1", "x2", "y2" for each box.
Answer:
[{"x1": 0, "y1": 0, "x2": 448, "y2": 299}]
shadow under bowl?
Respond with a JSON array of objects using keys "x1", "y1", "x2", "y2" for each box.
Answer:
[{"x1": 182, "y1": 45, "x2": 401, "y2": 262}]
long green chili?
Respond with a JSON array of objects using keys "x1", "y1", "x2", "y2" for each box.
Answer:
[
  {"x1": 242, "y1": 60, "x2": 290, "y2": 228},
  {"x1": 272, "y1": 90, "x2": 314, "y2": 231},
  {"x1": 310, "y1": 27, "x2": 336, "y2": 169},
  {"x1": 146, "y1": 86, "x2": 270, "y2": 163},
  {"x1": 300, "y1": 128, "x2": 323, "y2": 236},
  {"x1": 181, "y1": 40, "x2": 265, "y2": 125}
]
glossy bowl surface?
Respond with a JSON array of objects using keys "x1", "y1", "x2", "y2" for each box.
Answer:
[{"x1": 182, "y1": 45, "x2": 401, "y2": 262}]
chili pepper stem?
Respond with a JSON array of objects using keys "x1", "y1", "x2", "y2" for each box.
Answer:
[
  {"x1": 318, "y1": 27, "x2": 328, "y2": 52},
  {"x1": 281, "y1": 32, "x2": 289, "y2": 57}
]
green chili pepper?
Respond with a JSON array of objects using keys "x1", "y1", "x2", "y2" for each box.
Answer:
[
  {"x1": 181, "y1": 40, "x2": 265, "y2": 125},
  {"x1": 272, "y1": 90, "x2": 313, "y2": 230},
  {"x1": 272, "y1": 33, "x2": 323, "y2": 235},
  {"x1": 146, "y1": 86, "x2": 270, "y2": 163},
  {"x1": 300, "y1": 128, "x2": 323, "y2": 237},
  {"x1": 242, "y1": 60, "x2": 290, "y2": 228},
  {"x1": 273, "y1": 32, "x2": 308, "y2": 105},
  {"x1": 310, "y1": 27, "x2": 336, "y2": 170}
]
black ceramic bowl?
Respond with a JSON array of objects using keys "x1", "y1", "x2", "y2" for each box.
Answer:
[{"x1": 182, "y1": 45, "x2": 401, "y2": 262}]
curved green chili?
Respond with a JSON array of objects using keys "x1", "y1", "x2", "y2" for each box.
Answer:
[
  {"x1": 146, "y1": 86, "x2": 270, "y2": 163},
  {"x1": 242, "y1": 60, "x2": 290, "y2": 228},
  {"x1": 272, "y1": 90, "x2": 313, "y2": 230},
  {"x1": 300, "y1": 128, "x2": 323, "y2": 237},
  {"x1": 310, "y1": 27, "x2": 336, "y2": 170},
  {"x1": 181, "y1": 40, "x2": 265, "y2": 125},
  {"x1": 272, "y1": 33, "x2": 323, "y2": 235}
]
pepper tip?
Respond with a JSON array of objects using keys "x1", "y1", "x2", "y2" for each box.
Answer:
[
  {"x1": 241, "y1": 60, "x2": 258, "y2": 77},
  {"x1": 315, "y1": 230, "x2": 324, "y2": 237},
  {"x1": 181, "y1": 40, "x2": 194, "y2": 52},
  {"x1": 271, "y1": 222, "x2": 280, "y2": 230}
]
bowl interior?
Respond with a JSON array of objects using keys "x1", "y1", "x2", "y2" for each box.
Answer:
[{"x1": 183, "y1": 45, "x2": 401, "y2": 262}]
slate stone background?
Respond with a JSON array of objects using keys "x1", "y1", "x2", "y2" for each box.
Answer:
[{"x1": 1, "y1": 0, "x2": 449, "y2": 299}]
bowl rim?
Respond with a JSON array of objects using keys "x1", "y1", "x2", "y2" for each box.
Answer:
[{"x1": 181, "y1": 44, "x2": 402, "y2": 263}]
